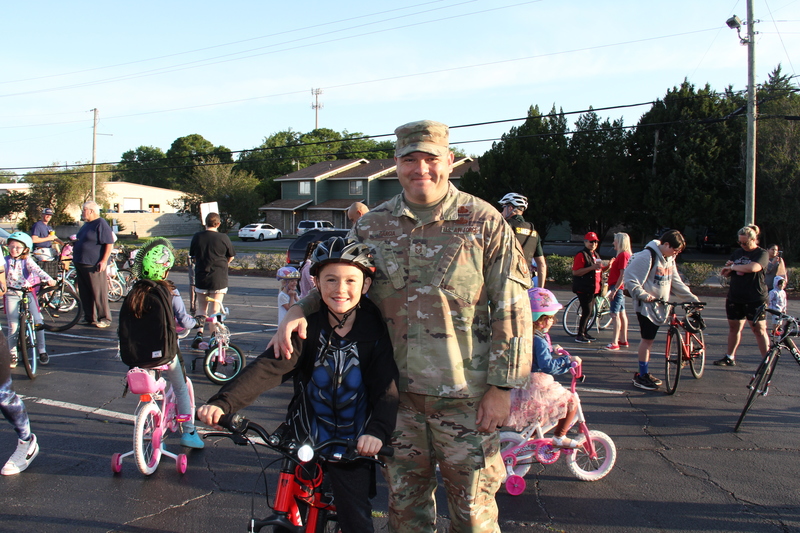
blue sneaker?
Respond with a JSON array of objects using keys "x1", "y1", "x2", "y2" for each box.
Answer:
[{"x1": 180, "y1": 430, "x2": 205, "y2": 449}]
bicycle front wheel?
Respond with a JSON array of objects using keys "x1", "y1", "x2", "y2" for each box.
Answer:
[
  {"x1": 19, "y1": 319, "x2": 38, "y2": 380},
  {"x1": 734, "y1": 347, "x2": 779, "y2": 432},
  {"x1": 688, "y1": 330, "x2": 705, "y2": 379},
  {"x1": 500, "y1": 431, "x2": 534, "y2": 478},
  {"x1": 38, "y1": 284, "x2": 82, "y2": 332},
  {"x1": 203, "y1": 344, "x2": 245, "y2": 385},
  {"x1": 107, "y1": 278, "x2": 124, "y2": 302},
  {"x1": 562, "y1": 297, "x2": 582, "y2": 336},
  {"x1": 664, "y1": 329, "x2": 682, "y2": 395},
  {"x1": 566, "y1": 430, "x2": 617, "y2": 481},
  {"x1": 133, "y1": 403, "x2": 162, "y2": 475},
  {"x1": 594, "y1": 297, "x2": 612, "y2": 330}
]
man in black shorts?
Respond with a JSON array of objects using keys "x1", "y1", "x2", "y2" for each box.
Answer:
[
  {"x1": 624, "y1": 230, "x2": 699, "y2": 390},
  {"x1": 499, "y1": 192, "x2": 547, "y2": 287}
]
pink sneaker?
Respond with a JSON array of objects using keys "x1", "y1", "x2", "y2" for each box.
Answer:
[{"x1": 604, "y1": 343, "x2": 620, "y2": 351}]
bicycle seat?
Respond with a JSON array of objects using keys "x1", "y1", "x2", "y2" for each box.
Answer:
[{"x1": 126, "y1": 367, "x2": 167, "y2": 395}]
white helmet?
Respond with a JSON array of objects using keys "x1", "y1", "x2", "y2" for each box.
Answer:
[{"x1": 499, "y1": 192, "x2": 528, "y2": 211}]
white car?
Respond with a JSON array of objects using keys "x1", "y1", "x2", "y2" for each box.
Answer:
[
  {"x1": 296, "y1": 220, "x2": 334, "y2": 236},
  {"x1": 238, "y1": 223, "x2": 282, "y2": 241}
]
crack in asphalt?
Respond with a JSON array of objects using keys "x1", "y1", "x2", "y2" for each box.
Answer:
[{"x1": 111, "y1": 491, "x2": 214, "y2": 532}]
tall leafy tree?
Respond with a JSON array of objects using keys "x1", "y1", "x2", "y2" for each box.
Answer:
[
  {"x1": 627, "y1": 80, "x2": 744, "y2": 242},
  {"x1": 166, "y1": 134, "x2": 232, "y2": 191},
  {"x1": 755, "y1": 65, "x2": 800, "y2": 258},
  {"x1": 171, "y1": 157, "x2": 260, "y2": 232},
  {"x1": 115, "y1": 146, "x2": 171, "y2": 188},
  {"x1": 461, "y1": 105, "x2": 571, "y2": 237},
  {"x1": 567, "y1": 109, "x2": 632, "y2": 240}
]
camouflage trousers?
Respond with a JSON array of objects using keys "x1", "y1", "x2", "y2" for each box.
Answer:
[{"x1": 383, "y1": 392, "x2": 504, "y2": 533}]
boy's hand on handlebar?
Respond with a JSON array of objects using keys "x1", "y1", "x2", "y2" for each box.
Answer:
[
  {"x1": 356, "y1": 434, "x2": 383, "y2": 456},
  {"x1": 197, "y1": 405, "x2": 224, "y2": 429}
]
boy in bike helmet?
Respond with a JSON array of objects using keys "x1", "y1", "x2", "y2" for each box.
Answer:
[
  {"x1": 199, "y1": 236, "x2": 399, "y2": 533},
  {"x1": 3, "y1": 232, "x2": 56, "y2": 367},
  {"x1": 121, "y1": 237, "x2": 204, "y2": 449}
]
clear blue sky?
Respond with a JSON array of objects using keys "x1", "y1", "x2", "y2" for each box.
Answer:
[{"x1": 1, "y1": 0, "x2": 797, "y2": 175}]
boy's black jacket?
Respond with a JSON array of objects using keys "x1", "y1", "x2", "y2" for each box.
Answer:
[{"x1": 207, "y1": 297, "x2": 399, "y2": 444}]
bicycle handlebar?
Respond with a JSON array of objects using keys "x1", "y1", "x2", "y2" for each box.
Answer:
[{"x1": 210, "y1": 413, "x2": 394, "y2": 460}]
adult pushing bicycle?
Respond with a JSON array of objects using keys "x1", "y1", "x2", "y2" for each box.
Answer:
[
  {"x1": 734, "y1": 308, "x2": 800, "y2": 431},
  {"x1": 204, "y1": 414, "x2": 393, "y2": 533}
]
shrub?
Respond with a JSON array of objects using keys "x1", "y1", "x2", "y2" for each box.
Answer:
[
  {"x1": 254, "y1": 253, "x2": 285, "y2": 271},
  {"x1": 679, "y1": 262, "x2": 715, "y2": 287},
  {"x1": 715, "y1": 268, "x2": 730, "y2": 288},
  {"x1": 786, "y1": 267, "x2": 799, "y2": 291},
  {"x1": 547, "y1": 254, "x2": 574, "y2": 286}
]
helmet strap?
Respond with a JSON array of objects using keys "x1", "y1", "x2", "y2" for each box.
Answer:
[{"x1": 327, "y1": 302, "x2": 360, "y2": 331}]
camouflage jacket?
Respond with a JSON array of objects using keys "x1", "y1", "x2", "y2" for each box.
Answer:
[{"x1": 351, "y1": 183, "x2": 532, "y2": 398}]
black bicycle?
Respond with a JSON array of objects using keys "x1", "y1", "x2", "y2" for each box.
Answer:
[
  {"x1": 205, "y1": 414, "x2": 392, "y2": 533},
  {"x1": 734, "y1": 309, "x2": 800, "y2": 431},
  {"x1": 37, "y1": 243, "x2": 82, "y2": 332}
]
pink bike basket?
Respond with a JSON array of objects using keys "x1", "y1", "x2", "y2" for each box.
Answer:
[{"x1": 126, "y1": 368, "x2": 165, "y2": 395}]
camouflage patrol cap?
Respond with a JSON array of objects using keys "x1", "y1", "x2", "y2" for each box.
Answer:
[{"x1": 394, "y1": 120, "x2": 450, "y2": 158}]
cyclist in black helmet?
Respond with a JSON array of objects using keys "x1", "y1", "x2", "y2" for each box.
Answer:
[
  {"x1": 500, "y1": 192, "x2": 547, "y2": 287},
  {"x1": 199, "y1": 236, "x2": 399, "y2": 533}
]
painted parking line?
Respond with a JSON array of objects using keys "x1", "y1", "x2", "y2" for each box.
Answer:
[{"x1": 20, "y1": 395, "x2": 135, "y2": 423}]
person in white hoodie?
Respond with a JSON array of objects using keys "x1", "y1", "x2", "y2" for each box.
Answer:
[{"x1": 623, "y1": 230, "x2": 700, "y2": 391}]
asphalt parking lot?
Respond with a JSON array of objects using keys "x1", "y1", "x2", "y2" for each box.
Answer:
[{"x1": 1, "y1": 271, "x2": 799, "y2": 532}]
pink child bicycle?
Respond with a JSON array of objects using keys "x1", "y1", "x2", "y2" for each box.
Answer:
[
  {"x1": 111, "y1": 365, "x2": 195, "y2": 475},
  {"x1": 500, "y1": 362, "x2": 617, "y2": 494}
]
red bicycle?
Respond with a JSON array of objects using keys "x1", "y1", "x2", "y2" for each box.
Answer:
[{"x1": 206, "y1": 414, "x2": 392, "y2": 532}]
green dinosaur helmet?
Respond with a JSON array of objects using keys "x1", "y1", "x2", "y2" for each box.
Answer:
[{"x1": 132, "y1": 237, "x2": 175, "y2": 281}]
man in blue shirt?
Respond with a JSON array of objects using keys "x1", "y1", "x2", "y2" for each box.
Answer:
[{"x1": 73, "y1": 201, "x2": 115, "y2": 328}]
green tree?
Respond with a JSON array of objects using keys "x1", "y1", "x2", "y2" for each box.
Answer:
[
  {"x1": 166, "y1": 134, "x2": 232, "y2": 191},
  {"x1": 755, "y1": 65, "x2": 800, "y2": 259},
  {"x1": 0, "y1": 191, "x2": 28, "y2": 223},
  {"x1": 567, "y1": 109, "x2": 632, "y2": 240},
  {"x1": 461, "y1": 105, "x2": 571, "y2": 237},
  {"x1": 171, "y1": 157, "x2": 260, "y2": 232},
  {"x1": 627, "y1": 80, "x2": 744, "y2": 242},
  {"x1": 0, "y1": 170, "x2": 19, "y2": 183},
  {"x1": 115, "y1": 146, "x2": 171, "y2": 188},
  {"x1": 18, "y1": 163, "x2": 111, "y2": 229},
  {"x1": 235, "y1": 128, "x2": 395, "y2": 207}
]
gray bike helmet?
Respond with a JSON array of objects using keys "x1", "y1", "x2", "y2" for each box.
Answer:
[
  {"x1": 499, "y1": 192, "x2": 528, "y2": 211},
  {"x1": 309, "y1": 237, "x2": 376, "y2": 278}
]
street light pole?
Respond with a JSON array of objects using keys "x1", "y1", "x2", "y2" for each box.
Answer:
[{"x1": 744, "y1": 0, "x2": 757, "y2": 227}]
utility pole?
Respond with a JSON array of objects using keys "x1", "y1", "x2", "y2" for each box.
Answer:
[
  {"x1": 91, "y1": 108, "x2": 98, "y2": 202},
  {"x1": 727, "y1": 2, "x2": 757, "y2": 226},
  {"x1": 744, "y1": 0, "x2": 757, "y2": 227},
  {"x1": 311, "y1": 88, "x2": 323, "y2": 130}
]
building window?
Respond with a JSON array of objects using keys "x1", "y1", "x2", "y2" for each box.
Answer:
[
  {"x1": 299, "y1": 181, "x2": 311, "y2": 196},
  {"x1": 349, "y1": 180, "x2": 363, "y2": 196},
  {"x1": 148, "y1": 204, "x2": 160, "y2": 213}
]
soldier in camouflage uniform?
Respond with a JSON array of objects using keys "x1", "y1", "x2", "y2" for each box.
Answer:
[{"x1": 275, "y1": 120, "x2": 532, "y2": 532}]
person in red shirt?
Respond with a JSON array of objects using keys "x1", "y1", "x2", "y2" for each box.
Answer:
[
  {"x1": 605, "y1": 233, "x2": 632, "y2": 350},
  {"x1": 571, "y1": 232, "x2": 609, "y2": 343}
]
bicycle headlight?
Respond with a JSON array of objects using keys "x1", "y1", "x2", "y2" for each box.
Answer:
[{"x1": 297, "y1": 444, "x2": 314, "y2": 463}]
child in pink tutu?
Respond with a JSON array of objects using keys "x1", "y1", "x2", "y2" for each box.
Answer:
[{"x1": 508, "y1": 288, "x2": 582, "y2": 448}]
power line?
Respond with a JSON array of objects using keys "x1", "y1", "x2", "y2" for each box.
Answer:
[{"x1": 4, "y1": 95, "x2": 773, "y2": 177}]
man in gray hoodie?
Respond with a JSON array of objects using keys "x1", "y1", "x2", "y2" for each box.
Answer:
[{"x1": 623, "y1": 230, "x2": 700, "y2": 390}]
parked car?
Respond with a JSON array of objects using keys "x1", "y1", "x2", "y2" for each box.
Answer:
[
  {"x1": 697, "y1": 228, "x2": 731, "y2": 253},
  {"x1": 296, "y1": 220, "x2": 334, "y2": 236},
  {"x1": 238, "y1": 223, "x2": 282, "y2": 241},
  {"x1": 286, "y1": 229, "x2": 349, "y2": 266}
]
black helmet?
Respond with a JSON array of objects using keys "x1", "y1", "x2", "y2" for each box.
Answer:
[
  {"x1": 684, "y1": 310, "x2": 706, "y2": 334},
  {"x1": 309, "y1": 237, "x2": 376, "y2": 278}
]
